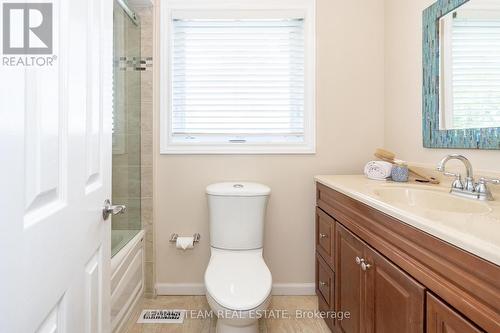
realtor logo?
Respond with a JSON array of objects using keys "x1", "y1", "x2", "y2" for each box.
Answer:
[{"x1": 2, "y1": 3, "x2": 53, "y2": 54}]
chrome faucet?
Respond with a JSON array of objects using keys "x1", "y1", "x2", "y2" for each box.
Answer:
[
  {"x1": 437, "y1": 154, "x2": 475, "y2": 191},
  {"x1": 437, "y1": 154, "x2": 499, "y2": 201}
]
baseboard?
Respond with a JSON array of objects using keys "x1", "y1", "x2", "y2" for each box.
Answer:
[
  {"x1": 156, "y1": 283, "x2": 206, "y2": 295},
  {"x1": 155, "y1": 283, "x2": 315, "y2": 296},
  {"x1": 271, "y1": 283, "x2": 315, "y2": 295}
]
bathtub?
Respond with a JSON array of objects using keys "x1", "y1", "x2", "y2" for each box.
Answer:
[{"x1": 111, "y1": 229, "x2": 145, "y2": 333}]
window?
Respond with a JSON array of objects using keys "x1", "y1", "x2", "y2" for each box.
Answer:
[
  {"x1": 440, "y1": 5, "x2": 500, "y2": 129},
  {"x1": 160, "y1": 0, "x2": 316, "y2": 154}
]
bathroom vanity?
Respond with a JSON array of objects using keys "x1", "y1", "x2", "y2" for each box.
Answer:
[{"x1": 314, "y1": 175, "x2": 500, "y2": 333}]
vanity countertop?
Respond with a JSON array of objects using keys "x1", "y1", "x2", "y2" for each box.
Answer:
[{"x1": 315, "y1": 175, "x2": 500, "y2": 267}]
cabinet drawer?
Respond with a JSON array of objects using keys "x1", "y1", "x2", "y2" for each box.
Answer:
[
  {"x1": 316, "y1": 253, "x2": 335, "y2": 309},
  {"x1": 316, "y1": 207, "x2": 335, "y2": 268},
  {"x1": 427, "y1": 293, "x2": 484, "y2": 333}
]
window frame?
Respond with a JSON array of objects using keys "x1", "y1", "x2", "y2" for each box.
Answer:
[{"x1": 160, "y1": 0, "x2": 316, "y2": 154}]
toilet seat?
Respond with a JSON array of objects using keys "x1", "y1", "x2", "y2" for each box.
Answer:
[{"x1": 205, "y1": 248, "x2": 272, "y2": 311}]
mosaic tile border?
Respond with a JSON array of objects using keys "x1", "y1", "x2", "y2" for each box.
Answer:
[{"x1": 115, "y1": 56, "x2": 153, "y2": 71}]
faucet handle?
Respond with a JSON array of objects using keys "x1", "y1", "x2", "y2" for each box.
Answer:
[
  {"x1": 442, "y1": 172, "x2": 464, "y2": 190},
  {"x1": 479, "y1": 177, "x2": 500, "y2": 185},
  {"x1": 476, "y1": 177, "x2": 500, "y2": 201}
]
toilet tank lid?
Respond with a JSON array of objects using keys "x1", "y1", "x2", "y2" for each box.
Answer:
[{"x1": 206, "y1": 182, "x2": 271, "y2": 196}]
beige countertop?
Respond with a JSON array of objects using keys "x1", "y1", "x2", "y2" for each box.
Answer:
[{"x1": 315, "y1": 175, "x2": 500, "y2": 267}]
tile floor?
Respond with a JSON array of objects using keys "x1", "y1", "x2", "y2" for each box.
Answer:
[{"x1": 122, "y1": 295, "x2": 331, "y2": 333}]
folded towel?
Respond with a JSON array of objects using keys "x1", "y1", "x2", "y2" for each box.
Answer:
[{"x1": 364, "y1": 161, "x2": 393, "y2": 180}]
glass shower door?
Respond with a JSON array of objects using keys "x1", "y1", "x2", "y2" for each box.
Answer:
[{"x1": 112, "y1": 1, "x2": 142, "y2": 257}]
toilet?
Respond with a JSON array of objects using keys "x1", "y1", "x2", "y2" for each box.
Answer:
[{"x1": 205, "y1": 182, "x2": 272, "y2": 333}]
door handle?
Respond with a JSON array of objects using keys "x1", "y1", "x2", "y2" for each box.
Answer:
[{"x1": 102, "y1": 199, "x2": 127, "y2": 220}]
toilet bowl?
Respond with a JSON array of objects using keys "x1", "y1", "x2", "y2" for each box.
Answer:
[
  {"x1": 205, "y1": 182, "x2": 272, "y2": 333},
  {"x1": 205, "y1": 248, "x2": 272, "y2": 333}
]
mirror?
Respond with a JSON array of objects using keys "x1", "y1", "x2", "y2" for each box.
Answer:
[
  {"x1": 423, "y1": 0, "x2": 500, "y2": 149},
  {"x1": 439, "y1": 0, "x2": 500, "y2": 130}
]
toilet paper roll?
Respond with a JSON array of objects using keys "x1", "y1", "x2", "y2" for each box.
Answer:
[{"x1": 176, "y1": 237, "x2": 194, "y2": 250}]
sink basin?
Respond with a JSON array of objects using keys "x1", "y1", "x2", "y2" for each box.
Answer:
[{"x1": 372, "y1": 187, "x2": 491, "y2": 215}]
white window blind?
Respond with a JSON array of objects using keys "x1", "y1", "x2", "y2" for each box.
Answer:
[
  {"x1": 450, "y1": 16, "x2": 500, "y2": 129},
  {"x1": 171, "y1": 18, "x2": 305, "y2": 143}
]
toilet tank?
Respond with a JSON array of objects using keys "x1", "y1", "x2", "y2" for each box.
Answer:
[{"x1": 206, "y1": 182, "x2": 271, "y2": 250}]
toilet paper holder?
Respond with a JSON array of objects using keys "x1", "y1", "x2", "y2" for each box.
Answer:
[{"x1": 169, "y1": 233, "x2": 201, "y2": 243}]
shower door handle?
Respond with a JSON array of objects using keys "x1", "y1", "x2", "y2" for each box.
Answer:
[{"x1": 102, "y1": 199, "x2": 127, "y2": 220}]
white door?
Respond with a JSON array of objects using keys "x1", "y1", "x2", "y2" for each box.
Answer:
[{"x1": 0, "y1": 0, "x2": 113, "y2": 332}]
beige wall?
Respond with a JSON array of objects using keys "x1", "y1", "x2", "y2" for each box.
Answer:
[
  {"x1": 384, "y1": 0, "x2": 500, "y2": 173},
  {"x1": 153, "y1": 0, "x2": 386, "y2": 286}
]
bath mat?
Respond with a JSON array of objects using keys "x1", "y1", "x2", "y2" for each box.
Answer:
[{"x1": 137, "y1": 309, "x2": 185, "y2": 324}]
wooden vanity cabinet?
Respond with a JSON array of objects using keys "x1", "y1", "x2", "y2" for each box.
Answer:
[{"x1": 315, "y1": 182, "x2": 500, "y2": 333}]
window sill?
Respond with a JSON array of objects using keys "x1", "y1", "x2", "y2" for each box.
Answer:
[{"x1": 160, "y1": 143, "x2": 316, "y2": 155}]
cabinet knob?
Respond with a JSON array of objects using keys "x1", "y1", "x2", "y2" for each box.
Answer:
[
  {"x1": 361, "y1": 262, "x2": 372, "y2": 271},
  {"x1": 319, "y1": 233, "x2": 328, "y2": 239},
  {"x1": 355, "y1": 256, "x2": 364, "y2": 265},
  {"x1": 319, "y1": 281, "x2": 328, "y2": 287}
]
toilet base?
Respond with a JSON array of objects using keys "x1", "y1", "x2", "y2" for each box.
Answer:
[
  {"x1": 216, "y1": 318, "x2": 259, "y2": 333},
  {"x1": 206, "y1": 293, "x2": 271, "y2": 333}
]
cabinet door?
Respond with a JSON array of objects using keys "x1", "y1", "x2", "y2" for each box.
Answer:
[
  {"x1": 336, "y1": 223, "x2": 365, "y2": 333},
  {"x1": 316, "y1": 207, "x2": 335, "y2": 268},
  {"x1": 364, "y1": 245, "x2": 425, "y2": 333},
  {"x1": 427, "y1": 293, "x2": 484, "y2": 333}
]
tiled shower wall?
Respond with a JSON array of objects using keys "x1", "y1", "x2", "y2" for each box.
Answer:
[{"x1": 136, "y1": 5, "x2": 155, "y2": 298}]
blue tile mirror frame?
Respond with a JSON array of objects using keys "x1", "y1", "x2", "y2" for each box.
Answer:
[{"x1": 423, "y1": 0, "x2": 500, "y2": 149}]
